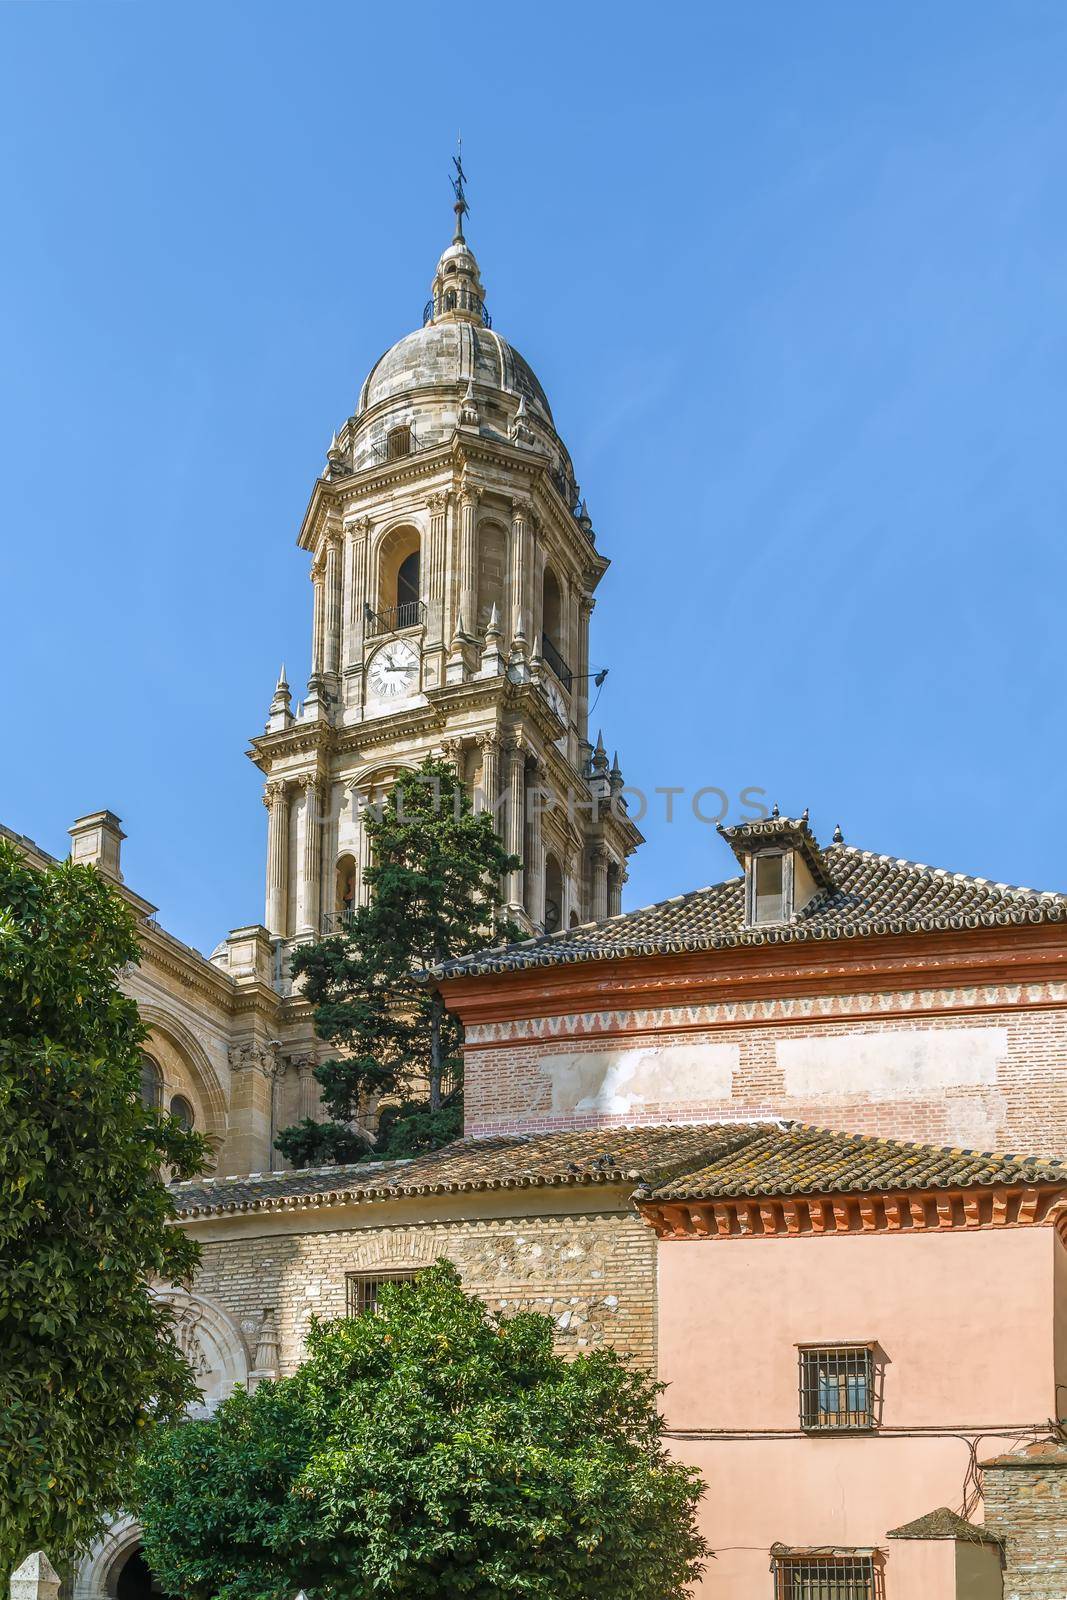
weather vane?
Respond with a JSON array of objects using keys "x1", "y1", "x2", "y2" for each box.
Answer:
[{"x1": 451, "y1": 136, "x2": 469, "y2": 236}]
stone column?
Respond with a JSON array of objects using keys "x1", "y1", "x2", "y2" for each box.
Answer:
[
  {"x1": 310, "y1": 557, "x2": 326, "y2": 679},
  {"x1": 459, "y1": 484, "x2": 479, "y2": 633},
  {"x1": 526, "y1": 758, "x2": 546, "y2": 927},
  {"x1": 576, "y1": 593, "x2": 594, "y2": 746},
  {"x1": 298, "y1": 774, "x2": 322, "y2": 935},
  {"x1": 608, "y1": 862, "x2": 626, "y2": 917},
  {"x1": 504, "y1": 738, "x2": 526, "y2": 911},
  {"x1": 591, "y1": 845, "x2": 610, "y2": 922},
  {"x1": 297, "y1": 1055, "x2": 318, "y2": 1120},
  {"x1": 323, "y1": 530, "x2": 342, "y2": 679},
  {"x1": 263, "y1": 780, "x2": 290, "y2": 937},
  {"x1": 509, "y1": 498, "x2": 532, "y2": 644},
  {"x1": 476, "y1": 732, "x2": 500, "y2": 820}
]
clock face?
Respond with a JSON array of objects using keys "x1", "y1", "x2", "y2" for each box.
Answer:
[
  {"x1": 367, "y1": 640, "x2": 420, "y2": 702},
  {"x1": 544, "y1": 676, "x2": 567, "y2": 726}
]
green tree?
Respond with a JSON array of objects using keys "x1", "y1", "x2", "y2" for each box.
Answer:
[
  {"x1": 0, "y1": 841, "x2": 206, "y2": 1574},
  {"x1": 275, "y1": 757, "x2": 520, "y2": 1168},
  {"x1": 134, "y1": 1262, "x2": 709, "y2": 1600}
]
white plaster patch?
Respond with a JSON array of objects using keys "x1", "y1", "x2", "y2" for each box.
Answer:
[
  {"x1": 777, "y1": 1027, "x2": 1008, "y2": 1100},
  {"x1": 538, "y1": 1042, "x2": 739, "y2": 1115}
]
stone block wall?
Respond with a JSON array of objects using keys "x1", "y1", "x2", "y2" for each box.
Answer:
[
  {"x1": 190, "y1": 1203, "x2": 657, "y2": 1375},
  {"x1": 983, "y1": 1443, "x2": 1067, "y2": 1600}
]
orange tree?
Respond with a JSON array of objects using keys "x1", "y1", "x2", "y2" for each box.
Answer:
[
  {"x1": 0, "y1": 841, "x2": 205, "y2": 1573},
  {"x1": 134, "y1": 1263, "x2": 710, "y2": 1600}
]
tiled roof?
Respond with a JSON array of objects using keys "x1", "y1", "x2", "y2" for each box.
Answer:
[
  {"x1": 174, "y1": 1121, "x2": 1067, "y2": 1218},
  {"x1": 647, "y1": 1122, "x2": 1067, "y2": 1201},
  {"x1": 174, "y1": 1123, "x2": 760, "y2": 1217},
  {"x1": 887, "y1": 1508, "x2": 1000, "y2": 1542},
  {"x1": 432, "y1": 836, "x2": 1067, "y2": 979}
]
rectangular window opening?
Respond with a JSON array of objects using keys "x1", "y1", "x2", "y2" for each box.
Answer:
[
  {"x1": 773, "y1": 1553, "x2": 876, "y2": 1600},
  {"x1": 799, "y1": 1345, "x2": 875, "y2": 1431},
  {"x1": 754, "y1": 852, "x2": 786, "y2": 923},
  {"x1": 345, "y1": 1272, "x2": 418, "y2": 1318}
]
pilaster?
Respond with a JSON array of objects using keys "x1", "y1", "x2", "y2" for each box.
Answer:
[{"x1": 263, "y1": 780, "x2": 290, "y2": 937}]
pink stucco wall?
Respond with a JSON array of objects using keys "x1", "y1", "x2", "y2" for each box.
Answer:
[{"x1": 657, "y1": 1226, "x2": 1063, "y2": 1599}]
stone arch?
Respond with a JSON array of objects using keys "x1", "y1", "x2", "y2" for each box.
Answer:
[
  {"x1": 374, "y1": 520, "x2": 422, "y2": 616},
  {"x1": 74, "y1": 1512, "x2": 144, "y2": 1600},
  {"x1": 153, "y1": 1286, "x2": 251, "y2": 1418},
  {"x1": 135, "y1": 1004, "x2": 227, "y2": 1148},
  {"x1": 343, "y1": 1229, "x2": 444, "y2": 1273}
]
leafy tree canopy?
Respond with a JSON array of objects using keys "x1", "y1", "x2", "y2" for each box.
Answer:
[
  {"x1": 0, "y1": 841, "x2": 206, "y2": 1573},
  {"x1": 276, "y1": 758, "x2": 520, "y2": 1168},
  {"x1": 134, "y1": 1262, "x2": 709, "y2": 1600}
]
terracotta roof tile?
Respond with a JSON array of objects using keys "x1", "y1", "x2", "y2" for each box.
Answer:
[
  {"x1": 174, "y1": 1122, "x2": 762, "y2": 1218},
  {"x1": 433, "y1": 837, "x2": 1067, "y2": 979},
  {"x1": 174, "y1": 1121, "x2": 1067, "y2": 1219},
  {"x1": 648, "y1": 1122, "x2": 1067, "y2": 1201}
]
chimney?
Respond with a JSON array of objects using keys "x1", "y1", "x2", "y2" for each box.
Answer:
[{"x1": 68, "y1": 810, "x2": 126, "y2": 882}]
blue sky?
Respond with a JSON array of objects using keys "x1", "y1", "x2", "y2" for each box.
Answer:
[{"x1": 2, "y1": 2, "x2": 1066, "y2": 953}]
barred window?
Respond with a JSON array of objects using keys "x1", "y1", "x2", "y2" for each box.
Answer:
[
  {"x1": 345, "y1": 1272, "x2": 418, "y2": 1318},
  {"x1": 799, "y1": 1345, "x2": 875, "y2": 1430},
  {"x1": 386, "y1": 424, "x2": 412, "y2": 460},
  {"x1": 773, "y1": 1553, "x2": 876, "y2": 1600}
]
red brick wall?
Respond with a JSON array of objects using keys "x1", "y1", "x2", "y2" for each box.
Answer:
[
  {"x1": 983, "y1": 1448, "x2": 1067, "y2": 1600},
  {"x1": 463, "y1": 986, "x2": 1067, "y2": 1154}
]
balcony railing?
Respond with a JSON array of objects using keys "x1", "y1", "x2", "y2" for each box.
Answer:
[
  {"x1": 321, "y1": 909, "x2": 358, "y2": 936},
  {"x1": 422, "y1": 295, "x2": 492, "y2": 328},
  {"x1": 541, "y1": 632, "x2": 572, "y2": 691},
  {"x1": 365, "y1": 600, "x2": 426, "y2": 636}
]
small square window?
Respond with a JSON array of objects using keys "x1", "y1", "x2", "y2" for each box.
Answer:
[
  {"x1": 773, "y1": 1553, "x2": 877, "y2": 1599},
  {"x1": 799, "y1": 1345, "x2": 875, "y2": 1431},
  {"x1": 345, "y1": 1272, "x2": 417, "y2": 1318}
]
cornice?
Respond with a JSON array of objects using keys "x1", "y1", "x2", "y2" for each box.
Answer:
[
  {"x1": 247, "y1": 720, "x2": 334, "y2": 772},
  {"x1": 638, "y1": 1183, "x2": 1066, "y2": 1241},
  {"x1": 438, "y1": 921, "x2": 1067, "y2": 1027},
  {"x1": 137, "y1": 920, "x2": 238, "y2": 1006}
]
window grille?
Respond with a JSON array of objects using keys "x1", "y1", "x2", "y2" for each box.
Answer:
[
  {"x1": 773, "y1": 1553, "x2": 876, "y2": 1600},
  {"x1": 386, "y1": 425, "x2": 412, "y2": 460},
  {"x1": 345, "y1": 1272, "x2": 417, "y2": 1318},
  {"x1": 799, "y1": 1345, "x2": 875, "y2": 1430}
]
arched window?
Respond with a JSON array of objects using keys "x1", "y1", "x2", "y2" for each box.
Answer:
[
  {"x1": 170, "y1": 1094, "x2": 195, "y2": 1131},
  {"x1": 476, "y1": 521, "x2": 507, "y2": 635},
  {"x1": 139, "y1": 1055, "x2": 163, "y2": 1110},
  {"x1": 336, "y1": 853, "x2": 357, "y2": 926},
  {"x1": 544, "y1": 854, "x2": 564, "y2": 934},
  {"x1": 540, "y1": 566, "x2": 571, "y2": 688},
  {"x1": 396, "y1": 550, "x2": 420, "y2": 610}
]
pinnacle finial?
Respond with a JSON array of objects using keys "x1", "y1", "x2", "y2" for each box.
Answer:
[
  {"x1": 486, "y1": 601, "x2": 501, "y2": 638},
  {"x1": 771, "y1": 801, "x2": 780, "y2": 819},
  {"x1": 451, "y1": 136, "x2": 469, "y2": 242},
  {"x1": 832, "y1": 823, "x2": 844, "y2": 844},
  {"x1": 276, "y1": 663, "x2": 288, "y2": 691},
  {"x1": 801, "y1": 806, "x2": 809, "y2": 823}
]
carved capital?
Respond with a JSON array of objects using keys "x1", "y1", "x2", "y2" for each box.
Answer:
[
  {"x1": 263, "y1": 779, "x2": 288, "y2": 809},
  {"x1": 510, "y1": 495, "x2": 533, "y2": 523},
  {"x1": 348, "y1": 515, "x2": 372, "y2": 538},
  {"x1": 478, "y1": 731, "x2": 500, "y2": 754},
  {"x1": 227, "y1": 1041, "x2": 280, "y2": 1078},
  {"x1": 579, "y1": 591, "x2": 596, "y2": 618},
  {"x1": 426, "y1": 492, "x2": 448, "y2": 514}
]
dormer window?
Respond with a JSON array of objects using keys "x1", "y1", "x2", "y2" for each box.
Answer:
[
  {"x1": 719, "y1": 812, "x2": 832, "y2": 931},
  {"x1": 754, "y1": 852, "x2": 785, "y2": 923}
]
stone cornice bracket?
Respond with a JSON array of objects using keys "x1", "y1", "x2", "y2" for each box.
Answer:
[{"x1": 638, "y1": 1185, "x2": 1067, "y2": 1240}]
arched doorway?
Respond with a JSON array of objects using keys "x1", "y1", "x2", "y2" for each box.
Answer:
[{"x1": 113, "y1": 1547, "x2": 167, "y2": 1600}]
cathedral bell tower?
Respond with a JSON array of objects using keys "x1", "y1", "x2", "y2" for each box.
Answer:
[{"x1": 248, "y1": 178, "x2": 642, "y2": 967}]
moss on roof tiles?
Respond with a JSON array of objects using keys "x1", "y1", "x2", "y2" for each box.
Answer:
[{"x1": 432, "y1": 840, "x2": 1067, "y2": 979}]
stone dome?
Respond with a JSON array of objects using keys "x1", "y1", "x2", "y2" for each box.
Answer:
[{"x1": 357, "y1": 321, "x2": 554, "y2": 426}]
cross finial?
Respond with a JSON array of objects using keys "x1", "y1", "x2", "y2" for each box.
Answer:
[{"x1": 451, "y1": 135, "x2": 469, "y2": 241}]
